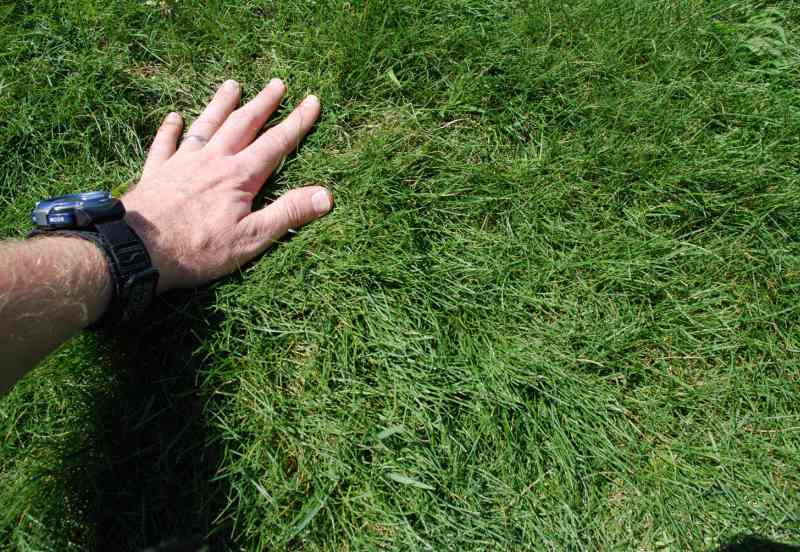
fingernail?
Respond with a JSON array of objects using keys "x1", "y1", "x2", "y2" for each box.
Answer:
[
  {"x1": 223, "y1": 79, "x2": 239, "y2": 90},
  {"x1": 269, "y1": 77, "x2": 285, "y2": 90},
  {"x1": 304, "y1": 95, "x2": 319, "y2": 107},
  {"x1": 167, "y1": 112, "x2": 180, "y2": 122},
  {"x1": 312, "y1": 189, "x2": 332, "y2": 214}
]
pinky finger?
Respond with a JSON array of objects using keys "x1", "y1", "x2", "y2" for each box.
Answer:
[{"x1": 142, "y1": 112, "x2": 183, "y2": 178}]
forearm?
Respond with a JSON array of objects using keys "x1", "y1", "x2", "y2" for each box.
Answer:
[{"x1": 0, "y1": 236, "x2": 111, "y2": 393}]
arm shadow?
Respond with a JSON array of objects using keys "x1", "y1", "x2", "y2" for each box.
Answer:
[{"x1": 60, "y1": 277, "x2": 244, "y2": 551}]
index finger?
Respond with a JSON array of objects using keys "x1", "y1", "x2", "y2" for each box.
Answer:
[{"x1": 236, "y1": 95, "x2": 321, "y2": 185}]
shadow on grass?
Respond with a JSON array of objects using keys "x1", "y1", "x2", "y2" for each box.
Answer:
[
  {"x1": 72, "y1": 282, "x2": 240, "y2": 552},
  {"x1": 53, "y1": 137, "x2": 317, "y2": 550},
  {"x1": 714, "y1": 535, "x2": 800, "y2": 552}
]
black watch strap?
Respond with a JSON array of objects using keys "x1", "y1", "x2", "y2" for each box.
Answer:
[
  {"x1": 94, "y1": 219, "x2": 159, "y2": 324},
  {"x1": 28, "y1": 220, "x2": 158, "y2": 326}
]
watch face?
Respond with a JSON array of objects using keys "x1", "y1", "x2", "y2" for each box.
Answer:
[{"x1": 31, "y1": 191, "x2": 124, "y2": 229}]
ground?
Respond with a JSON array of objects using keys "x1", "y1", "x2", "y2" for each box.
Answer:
[{"x1": 1, "y1": 0, "x2": 799, "y2": 550}]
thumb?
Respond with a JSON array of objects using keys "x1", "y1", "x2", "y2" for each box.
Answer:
[{"x1": 236, "y1": 186, "x2": 333, "y2": 259}]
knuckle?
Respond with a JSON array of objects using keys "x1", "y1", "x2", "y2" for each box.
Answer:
[
  {"x1": 191, "y1": 116, "x2": 222, "y2": 133},
  {"x1": 188, "y1": 229, "x2": 213, "y2": 253},
  {"x1": 272, "y1": 126, "x2": 294, "y2": 151},
  {"x1": 237, "y1": 218, "x2": 259, "y2": 240},
  {"x1": 279, "y1": 198, "x2": 304, "y2": 229},
  {"x1": 231, "y1": 221, "x2": 263, "y2": 258},
  {"x1": 224, "y1": 157, "x2": 245, "y2": 174},
  {"x1": 231, "y1": 108, "x2": 257, "y2": 128},
  {"x1": 226, "y1": 158, "x2": 257, "y2": 182}
]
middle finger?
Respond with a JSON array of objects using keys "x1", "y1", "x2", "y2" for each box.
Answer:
[{"x1": 206, "y1": 78, "x2": 286, "y2": 155}]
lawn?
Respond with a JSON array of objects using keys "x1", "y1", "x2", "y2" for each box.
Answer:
[{"x1": 1, "y1": 0, "x2": 800, "y2": 550}]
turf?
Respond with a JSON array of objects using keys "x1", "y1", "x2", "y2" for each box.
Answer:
[{"x1": 1, "y1": 0, "x2": 800, "y2": 550}]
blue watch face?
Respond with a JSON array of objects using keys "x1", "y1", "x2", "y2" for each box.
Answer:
[{"x1": 31, "y1": 191, "x2": 124, "y2": 229}]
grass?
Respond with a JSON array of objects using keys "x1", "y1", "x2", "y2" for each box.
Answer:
[{"x1": 1, "y1": 0, "x2": 800, "y2": 549}]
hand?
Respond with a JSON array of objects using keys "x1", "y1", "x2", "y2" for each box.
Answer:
[{"x1": 122, "y1": 78, "x2": 331, "y2": 293}]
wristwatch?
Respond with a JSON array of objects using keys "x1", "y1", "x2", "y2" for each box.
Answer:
[{"x1": 28, "y1": 191, "x2": 159, "y2": 326}]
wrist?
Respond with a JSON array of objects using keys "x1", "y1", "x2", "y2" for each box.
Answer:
[
  {"x1": 123, "y1": 210, "x2": 176, "y2": 294},
  {"x1": 24, "y1": 236, "x2": 113, "y2": 326},
  {"x1": 65, "y1": 238, "x2": 114, "y2": 324}
]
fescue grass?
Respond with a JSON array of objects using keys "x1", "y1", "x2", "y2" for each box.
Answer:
[{"x1": 1, "y1": 0, "x2": 800, "y2": 549}]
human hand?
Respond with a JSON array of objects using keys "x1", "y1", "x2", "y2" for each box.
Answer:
[{"x1": 122, "y1": 78, "x2": 330, "y2": 293}]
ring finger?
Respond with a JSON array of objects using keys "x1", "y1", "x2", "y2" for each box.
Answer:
[{"x1": 180, "y1": 79, "x2": 241, "y2": 152}]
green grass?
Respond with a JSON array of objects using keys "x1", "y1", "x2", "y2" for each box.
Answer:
[{"x1": 1, "y1": 0, "x2": 800, "y2": 549}]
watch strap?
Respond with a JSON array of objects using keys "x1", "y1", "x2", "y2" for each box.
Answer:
[{"x1": 94, "y1": 219, "x2": 159, "y2": 324}]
